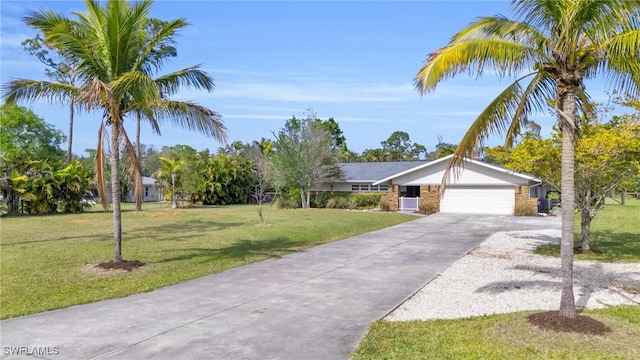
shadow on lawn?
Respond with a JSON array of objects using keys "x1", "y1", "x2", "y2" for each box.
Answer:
[
  {"x1": 128, "y1": 219, "x2": 245, "y2": 242},
  {"x1": 152, "y1": 237, "x2": 319, "y2": 264},
  {"x1": 3, "y1": 218, "x2": 244, "y2": 247}
]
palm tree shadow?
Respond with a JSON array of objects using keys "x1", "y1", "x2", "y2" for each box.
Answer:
[
  {"x1": 128, "y1": 219, "x2": 245, "y2": 242},
  {"x1": 474, "y1": 262, "x2": 640, "y2": 308},
  {"x1": 151, "y1": 237, "x2": 319, "y2": 264}
]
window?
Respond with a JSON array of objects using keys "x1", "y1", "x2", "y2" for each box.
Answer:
[
  {"x1": 351, "y1": 184, "x2": 387, "y2": 192},
  {"x1": 145, "y1": 186, "x2": 149, "y2": 197}
]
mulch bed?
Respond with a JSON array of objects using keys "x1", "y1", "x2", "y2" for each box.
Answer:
[
  {"x1": 95, "y1": 260, "x2": 145, "y2": 272},
  {"x1": 527, "y1": 311, "x2": 611, "y2": 335}
]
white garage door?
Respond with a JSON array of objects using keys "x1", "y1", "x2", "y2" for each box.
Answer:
[{"x1": 440, "y1": 186, "x2": 515, "y2": 215}]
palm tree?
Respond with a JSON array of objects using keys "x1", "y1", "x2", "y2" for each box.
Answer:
[
  {"x1": 156, "y1": 157, "x2": 183, "y2": 209},
  {"x1": 414, "y1": 0, "x2": 639, "y2": 318},
  {"x1": 2, "y1": 0, "x2": 226, "y2": 262}
]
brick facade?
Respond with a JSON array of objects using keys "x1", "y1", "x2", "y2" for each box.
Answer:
[
  {"x1": 514, "y1": 185, "x2": 538, "y2": 216},
  {"x1": 381, "y1": 182, "x2": 399, "y2": 211},
  {"x1": 419, "y1": 185, "x2": 440, "y2": 214}
]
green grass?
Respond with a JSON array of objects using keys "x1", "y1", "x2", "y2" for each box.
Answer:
[
  {"x1": 535, "y1": 197, "x2": 640, "y2": 262},
  {"x1": 354, "y1": 307, "x2": 640, "y2": 359},
  {"x1": 0, "y1": 204, "x2": 415, "y2": 319}
]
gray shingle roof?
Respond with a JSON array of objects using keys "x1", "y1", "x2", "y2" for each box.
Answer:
[{"x1": 337, "y1": 161, "x2": 429, "y2": 182}]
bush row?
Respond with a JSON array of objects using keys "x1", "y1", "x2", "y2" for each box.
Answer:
[{"x1": 274, "y1": 191, "x2": 384, "y2": 210}]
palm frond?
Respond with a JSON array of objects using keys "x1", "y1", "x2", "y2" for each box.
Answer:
[
  {"x1": 441, "y1": 74, "x2": 547, "y2": 192},
  {"x1": 504, "y1": 72, "x2": 556, "y2": 146},
  {"x1": 154, "y1": 66, "x2": 215, "y2": 96},
  {"x1": 134, "y1": 17, "x2": 188, "y2": 73},
  {"x1": 120, "y1": 127, "x2": 143, "y2": 206},
  {"x1": 415, "y1": 39, "x2": 539, "y2": 94},
  {"x1": 95, "y1": 122, "x2": 109, "y2": 210},
  {"x1": 150, "y1": 100, "x2": 227, "y2": 142},
  {"x1": 112, "y1": 70, "x2": 159, "y2": 102},
  {"x1": 1, "y1": 79, "x2": 76, "y2": 104},
  {"x1": 599, "y1": 28, "x2": 640, "y2": 97},
  {"x1": 76, "y1": 77, "x2": 111, "y2": 112}
]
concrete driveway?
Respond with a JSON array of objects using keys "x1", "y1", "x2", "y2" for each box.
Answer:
[{"x1": 1, "y1": 213, "x2": 559, "y2": 360}]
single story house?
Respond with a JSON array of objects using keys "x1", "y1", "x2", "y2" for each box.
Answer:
[
  {"x1": 106, "y1": 176, "x2": 161, "y2": 202},
  {"x1": 316, "y1": 155, "x2": 547, "y2": 215}
]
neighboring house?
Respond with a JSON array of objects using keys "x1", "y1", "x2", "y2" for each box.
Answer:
[
  {"x1": 131, "y1": 176, "x2": 161, "y2": 202},
  {"x1": 106, "y1": 176, "x2": 161, "y2": 202},
  {"x1": 316, "y1": 155, "x2": 546, "y2": 215}
]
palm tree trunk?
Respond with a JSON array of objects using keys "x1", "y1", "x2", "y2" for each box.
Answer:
[
  {"x1": 111, "y1": 123, "x2": 123, "y2": 262},
  {"x1": 135, "y1": 112, "x2": 142, "y2": 212},
  {"x1": 66, "y1": 98, "x2": 74, "y2": 163},
  {"x1": 559, "y1": 91, "x2": 577, "y2": 318},
  {"x1": 66, "y1": 72, "x2": 76, "y2": 163},
  {"x1": 171, "y1": 173, "x2": 177, "y2": 209}
]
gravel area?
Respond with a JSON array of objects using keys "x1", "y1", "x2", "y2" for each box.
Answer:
[{"x1": 387, "y1": 229, "x2": 640, "y2": 321}]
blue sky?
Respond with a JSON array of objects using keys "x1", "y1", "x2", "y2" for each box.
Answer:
[{"x1": 0, "y1": 1, "x2": 615, "y2": 156}]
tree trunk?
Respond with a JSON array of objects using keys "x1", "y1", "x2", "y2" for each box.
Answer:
[
  {"x1": 111, "y1": 123, "x2": 123, "y2": 262},
  {"x1": 171, "y1": 173, "x2": 177, "y2": 209},
  {"x1": 66, "y1": 98, "x2": 75, "y2": 163},
  {"x1": 135, "y1": 113, "x2": 142, "y2": 212},
  {"x1": 300, "y1": 187, "x2": 306, "y2": 209},
  {"x1": 559, "y1": 90, "x2": 577, "y2": 318},
  {"x1": 579, "y1": 207, "x2": 591, "y2": 251},
  {"x1": 621, "y1": 190, "x2": 626, "y2": 205}
]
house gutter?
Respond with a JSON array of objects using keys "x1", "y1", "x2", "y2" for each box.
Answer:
[{"x1": 529, "y1": 179, "x2": 543, "y2": 197}]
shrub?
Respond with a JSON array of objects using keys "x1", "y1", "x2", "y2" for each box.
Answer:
[
  {"x1": 379, "y1": 197, "x2": 391, "y2": 212},
  {"x1": 274, "y1": 189, "x2": 301, "y2": 209},
  {"x1": 418, "y1": 198, "x2": 439, "y2": 215},
  {"x1": 350, "y1": 193, "x2": 383, "y2": 208},
  {"x1": 326, "y1": 196, "x2": 350, "y2": 209},
  {"x1": 310, "y1": 192, "x2": 332, "y2": 208},
  {"x1": 514, "y1": 199, "x2": 538, "y2": 216},
  {"x1": 325, "y1": 197, "x2": 340, "y2": 209},
  {"x1": 315, "y1": 193, "x2": 386, "y2": 210}
]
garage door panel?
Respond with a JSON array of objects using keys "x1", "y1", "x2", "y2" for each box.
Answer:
[{"x1": 440, "y1": 187, "x2": 514, "y2": 215}]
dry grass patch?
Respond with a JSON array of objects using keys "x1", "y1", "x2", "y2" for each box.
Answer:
[
  {"x1": 146, "y1": 211, "x2": 186, "y2": 218},
  {"x1": 68, "y1": 219, "x2": 92, "y2": 224}
]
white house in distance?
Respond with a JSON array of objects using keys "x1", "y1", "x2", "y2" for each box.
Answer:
[
  {"x1": 106, "y1": 176, "x2": 161, "y2": 203},
  {"x1": 126, "y1": 176, "x2": 160, "y2": 202},
  {"x1": 317, "y1": 155, "x2": 546, "y2": 215}
]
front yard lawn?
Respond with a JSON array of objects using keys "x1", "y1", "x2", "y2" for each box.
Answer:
[{"x1": 0, "y1": 204, "x2": 415, "y2": 319}]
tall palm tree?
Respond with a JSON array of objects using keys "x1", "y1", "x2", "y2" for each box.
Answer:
[
  {"x1": 414, "y1": 0, "x2": 639, "y2": 318},
  {"x1": 2, "y1": 0, "x2": 226, "y2": 262}
]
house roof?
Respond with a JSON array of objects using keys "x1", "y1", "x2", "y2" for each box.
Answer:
[
  {"x1": 372, "y1": 154, "x2": 540, "y2": 185},
  {"x1": 337, "y1": 161, "x2": 429, "y2": 182}
]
